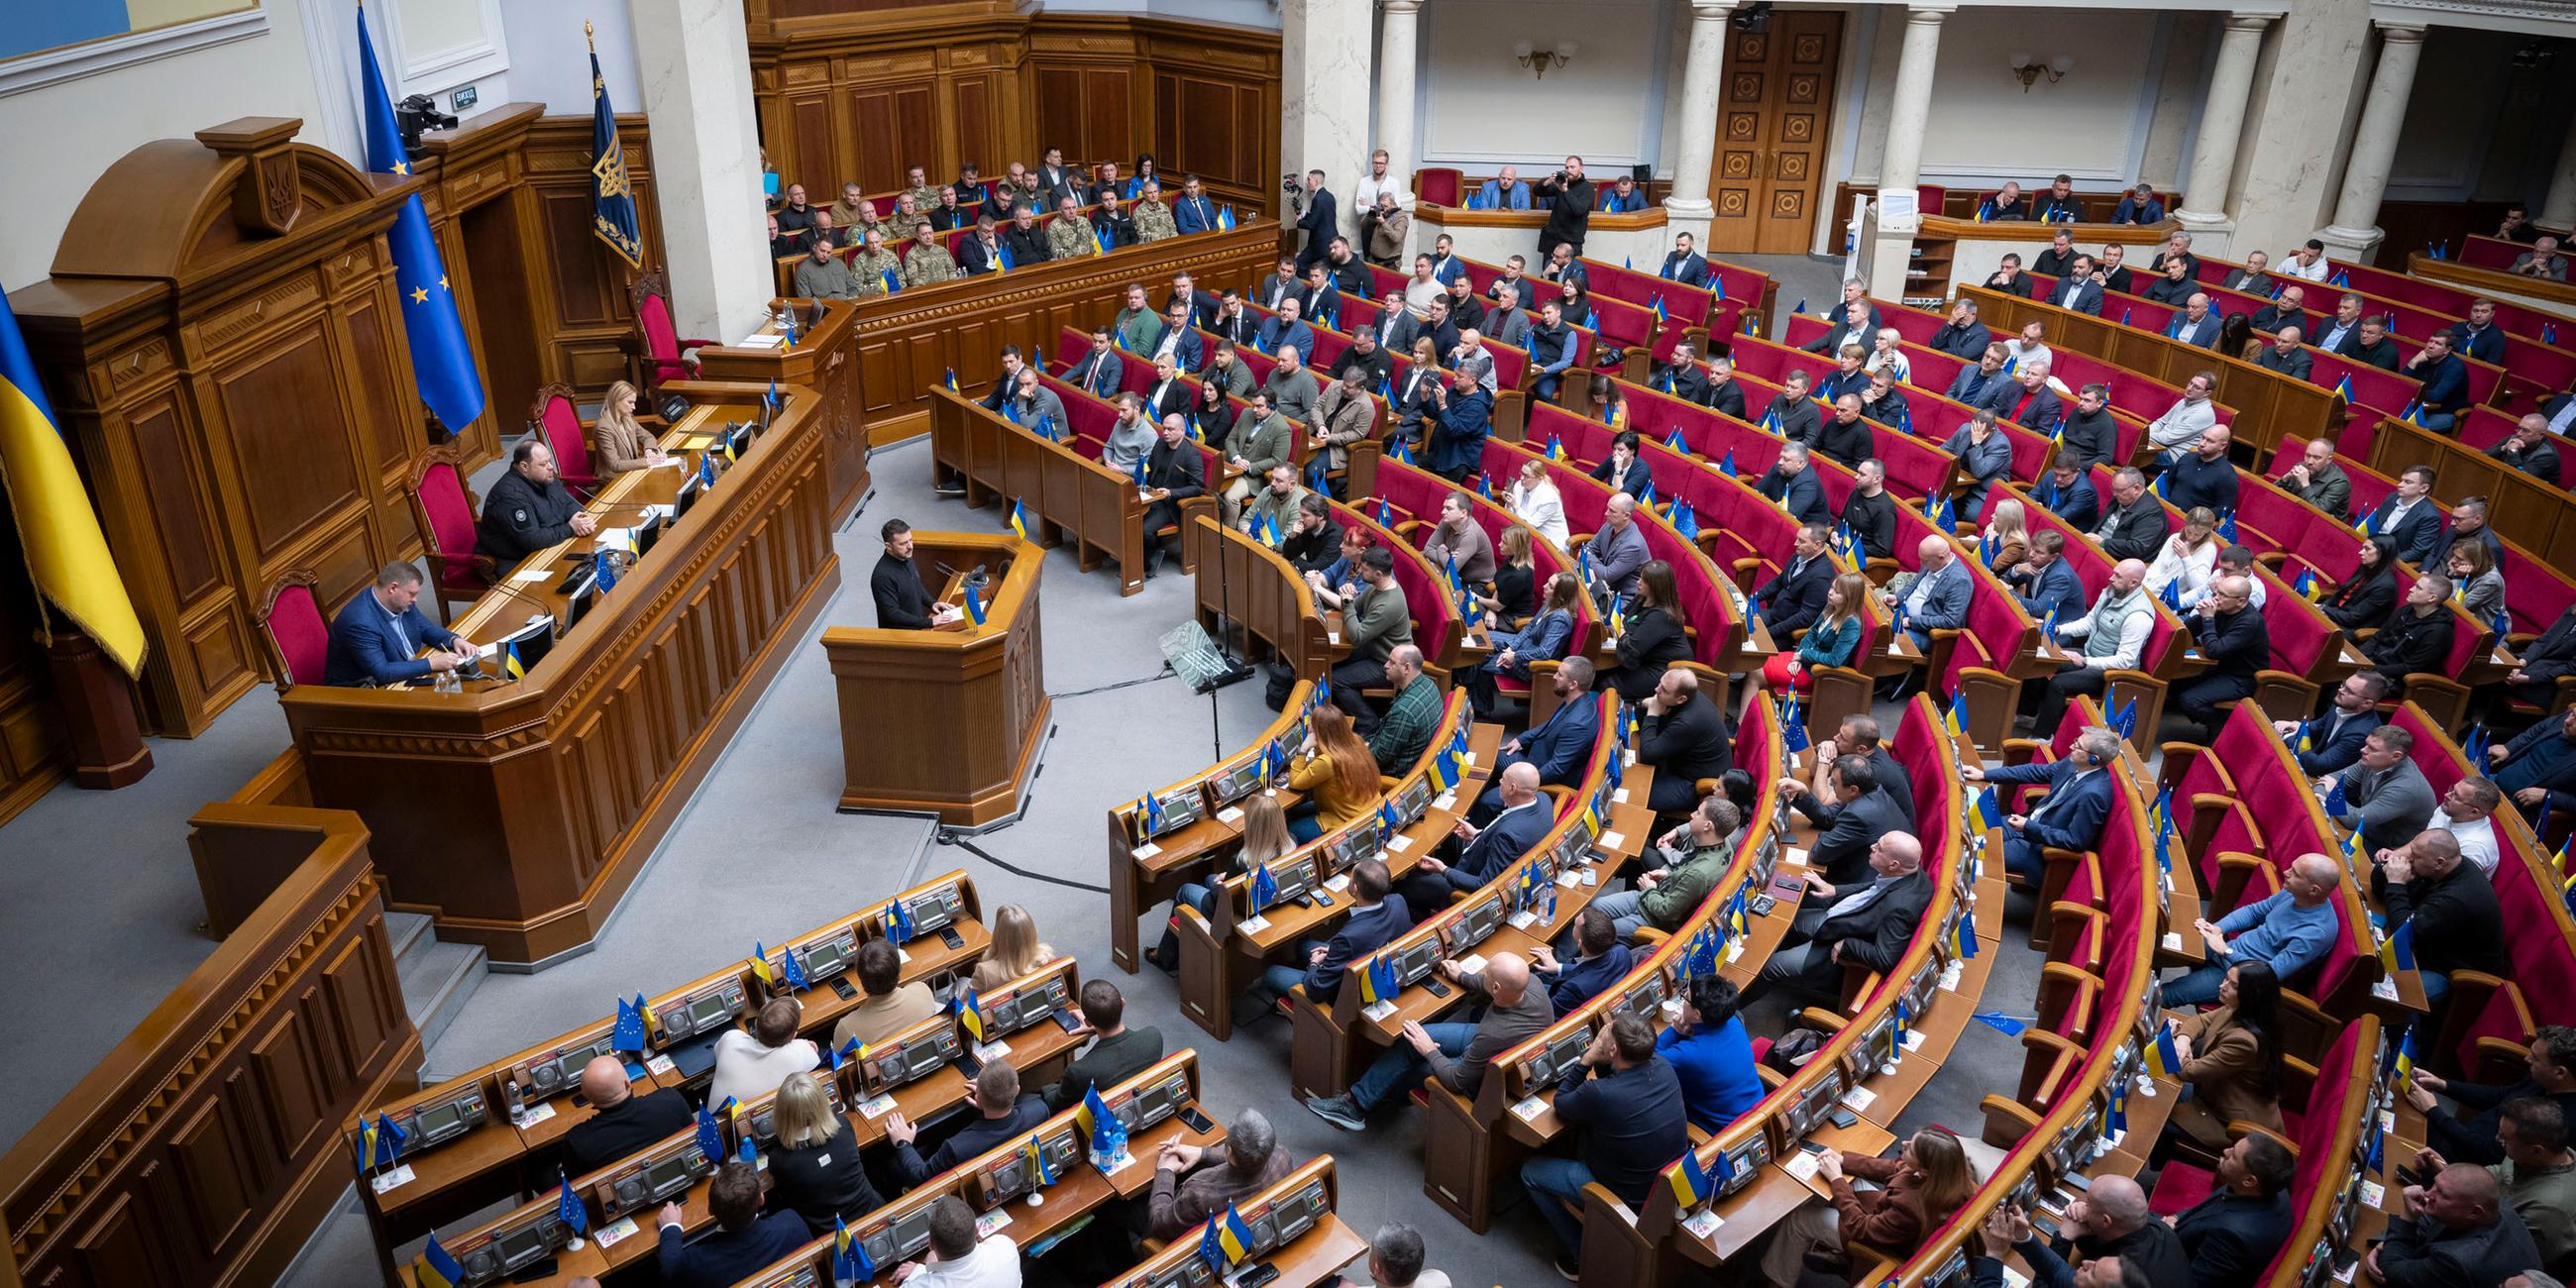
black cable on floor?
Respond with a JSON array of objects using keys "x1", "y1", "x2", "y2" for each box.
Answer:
[
  {"x1": 1048, "y1": 662, "x2": 1176, "y2": 701},
  {"x1": 935, "y1": 832, "x2": 1112, "y2": 894}
]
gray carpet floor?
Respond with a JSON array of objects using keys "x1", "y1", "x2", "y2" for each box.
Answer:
[{"x1": 2, "y1": 253, "x2": 2067, "y2": 1288}]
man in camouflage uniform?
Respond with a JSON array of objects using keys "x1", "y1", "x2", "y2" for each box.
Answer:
[
  {"x1": 1132, "y1": 180, "x2": 1178, "y2": 244},
  {"x1": 847, "y1": 227, "x2": 906, "y2": 299},
  {"x1": 901, "y1": 165, "x2": 941, "y2": 216},
  {"x1": 901, "y1": 221, "x2": 958, "y2": 289},
  {"x1": 1044, "y1": 196, "x2": 1096, "y2": 262}
]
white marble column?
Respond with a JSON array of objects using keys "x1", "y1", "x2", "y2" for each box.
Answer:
[
  {"x1": 2318, "y1": 23, "x2": 2426, "y2": 262},
  {"x1": 1282, "y1": 0, "x2": 1374, "y2": 247},
  {"x1": 1876, "y1": 3, "x2": 1954, "y2": 227},
  {"x1": 1660, "y1": 0, "x2": 1737, "y2": 242},
  {"x1": 1376, "y1": 0, "x2": 1423, "y2": 204},
  {"x1": 2538, "y1": 117, "x2": 2576, "y2": 232},
  {"x1": 629, "y1": 0, "x2": 771, "y2": 342},
  {"x1": 2174, "y1": 14, "x2": 2275, "y2": 229}
]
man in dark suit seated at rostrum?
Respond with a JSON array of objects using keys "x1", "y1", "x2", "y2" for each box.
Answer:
[{"x1": 326, "y1": 562, "x2": 476, "y2": 687}]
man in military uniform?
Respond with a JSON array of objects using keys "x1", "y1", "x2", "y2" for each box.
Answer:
[
  {"x1": 901, "y1": 221, "x2": 957, "y2": 288},
  {"x1": 889, "y1": 192, "x2": 920, "y2": 233},
  {"x1": 847, "y1": 228, "x2": 906, "y2": 299},
  {"x1": 1044, "y1": 196, "x2": 1096, "y2": 262},
  {"x1": 1131, "y1": 180, "x2": 1178, "y2": 244},
  {"x1": 793, "y1": 238, "x2": 859, "y2": 299},
  {"x1": 902, "y1": 165, "x2": 941, "y2": 216},
  {"x1": 479, "y1": 440, "x2": 596, "y2": 567},
  {"x1": 829, "y1": 182, "x2": 870, "y2": 231}
]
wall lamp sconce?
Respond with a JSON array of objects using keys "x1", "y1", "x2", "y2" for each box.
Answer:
[
  {"x1": 1512, "y1": 41, "x2": 1577, "y2": 78},
  {"x1": 2009, "y1": 53, "x2": 2074, "y2": 91}
]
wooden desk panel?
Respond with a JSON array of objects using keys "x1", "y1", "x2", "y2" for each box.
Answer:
[
  {"x1": 279, "y1": 392, "x2": 841, "y2": 965},
  {"x1": 696, "y1": 298, "x2": 873, "y2": 525}
]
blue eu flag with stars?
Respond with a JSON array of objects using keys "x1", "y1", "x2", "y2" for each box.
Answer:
[{"x1": 358, "y1": 5, "x2": 484, "y2": 435}]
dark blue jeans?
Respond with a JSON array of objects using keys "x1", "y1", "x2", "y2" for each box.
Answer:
[{"x1": 1347, "y1": 1021, "x2": 1475, "y2": 1111}]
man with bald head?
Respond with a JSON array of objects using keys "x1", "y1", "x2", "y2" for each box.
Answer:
[
  {"x1": 1398, "y1": 762, "x2": 1549, "y2": 911},
  {"x1": 1968, "y1": 725, "x2": 2121, "y2": 884},
  {"x1": 2174, "y1": 573, "x2": 2266, "y2": 743},
  {"x1": 1975, "y1": 1205, "x2": 2154, "y2": 1288},
  {"x1": 2372, "y1": 826, "x2": 2509, "y2": 1006},
  {"x1": 1887, "y1": 533, "x2": 1972, "y2": 653},
  {"x1": 1746, "y1": 831, "x2": 1931, "y2": 1007},
  {"x1": 2167, "y1": 853, "x2": 2343, "y2": 1004},
  {"x1": 559, "y1": 1055, "x2": 695, "y2": 1176},
  {"x1": 1305, "y1": 950, "x2": 1554, "y2": 1130},
  {"x1": 2369, "y1": 1162, "x2": 2541, "y2": 1287},
  {"x1": 2023, "y1": 557, "x2": 2153, "y2": 737},
  {"x1": 1587, "y1": 491, "x2": 1653, "y2": 596},
  {"x1": 1640, "y1": 668, "x2": 1734, "y2": 814}
]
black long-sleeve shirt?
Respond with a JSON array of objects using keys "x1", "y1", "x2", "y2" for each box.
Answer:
[
  {"x1": 2193, "y1": 604, "x2": 2268, "y2": 687},
  {"x1": 2364, "y1": 604, "x2": 2451, "y2": 681},
  {"x1": 871, "y1": 553, "x2": 936, "y2": 629}
]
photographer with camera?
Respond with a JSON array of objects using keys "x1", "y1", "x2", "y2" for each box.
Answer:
[
  {"x1": 1535, "y1": 156, "x2": 1595, "y2": 261},
  {"x1": 1293, "y1": 168, "x2": 1339, "y2": 273}
]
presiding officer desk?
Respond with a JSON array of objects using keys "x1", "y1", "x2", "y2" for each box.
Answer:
[
  {"x1": 351, "y1": 871, "x2": 996, "y2": 1275},
  {"x1": 278, "y1": 383, "x2": 840, "y2": 967}
]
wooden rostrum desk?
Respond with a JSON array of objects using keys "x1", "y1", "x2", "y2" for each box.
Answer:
[{"x1": 279, "y1": 383, "x2": 839, "y2": 966}]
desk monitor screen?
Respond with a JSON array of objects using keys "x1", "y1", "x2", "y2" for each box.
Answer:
[
  {"x1": 603, "y1": 1137, "x2": 710, "y2": 1219},
  {"x1": 1130, "y1": 1072, "x2": 1189, "y2": 1130},
  {"x1": 653, "y1": 981, "x2": 747, "y2": 1048},
  {"x1": 741, "y1": 1264, "x2": 822, "y2": 1288},
  {"x1": 1613, "y1": 974, "x2": 1666, "y2": 1028},
  {"x1": 858, "y1": 1205, "x2": 937, "y2": 1270},
  {"x1": 1753, "y1": 832, "x2": 1779, "y2": 887},
  {"x1": 1270, "y1": 1177, "x2": 1329, "y2": 1242},
  {"x1": 1208, "y1": 754, "x2": 1269, "y2": 806},
  {"x1": 1901, "y1": 958, "x2": 1941, "y2": 1023},
  {"x1": 563, "y1": 573, "x2": 598, "y2": 631},
  {"x1": 1144, "y1": 1261, "x2": 1218, "y2": 1288},
  {"x1": 1924, "y1": 1247, "x2": 1973, "y2": 1288},
  {"x1": 1846, "y1": 1013, "x2": 1896, "y2": 1081},
  {"x1": 1388, "y1": 936, "x2": 1443, "y2": 991},
  {"x1": 511, "y1": 1031, "x2": 616, "y2": 1101},
  {"x1": 1322, "y1": 822, "x2": 1376, "y2": 874},
  {"x1": 1447, "y1": 894, "x2": 1504, "y2": 951},
  {"x1": 411, "y1": 1098, "x2": 475, "y2": 1145},
  {"x1": 1276, "y1": 719, "x2": 1312, "y2": 763},
  {"x1": 2050, "y1": 1096, "x2": 2102, "y2": 1177},
  {"x1": 1547, "y1": 826, "x2": 1589, "y2": 874},
  {"x1": 494, "y1": 616, "x2": 556, "y2": 672},
  {"x1": 1720, "y1": 1135, "x2": 1771, "y2": 1196},
  {"x1": 1786, "y1": 1067, "x2": 1846, "y2": 1138},
  {"x1": 1389, "y1": 777, "x2": 1432, "y2": 825},
  {"x1": 791, "y1": 928, "x2": 859, "y2": 985},
  {"x1": 1138, "y1": 788, "x2": 1206, "y2": 842},
  {"x1": 990, "y1": 975, "x2": 1068, "y2": 1035},
  {"x1": 904, "y1": 885, "x2": 965, "y2": 935},
  {"x1": 489, "y1": 1215, "x2": 564, "y2": 1277},
  {"x1": 1523, "y1": 1026, "x2": 1592, "y2": 1090}
]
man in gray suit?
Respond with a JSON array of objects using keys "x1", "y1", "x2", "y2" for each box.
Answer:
[{"x1": 2320, "y1": 725, "x2": 2437, "y2": 858}]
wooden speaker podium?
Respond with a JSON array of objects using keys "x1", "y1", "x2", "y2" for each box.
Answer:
[{"x1": 821, "y1": 533, "x2": 1049, "y2": 827}]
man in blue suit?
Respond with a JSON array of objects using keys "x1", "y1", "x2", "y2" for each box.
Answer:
[
  {"x1": 1259, "y1": 858, "x2": 1411, "y2": 1008},
  {"x1": 1170, "y1": 176, "x2": 1221, "y2": 236},
  {"x1": 2169, "y1": 1134, "x2": 2297, "y2": 1288},
  {"x1": 2036, "y1": 460, "x2": 2100, "y2": 530},
  {"x1": 1402, "y1": 764, "x2": 1551, "y2": 911},
  {"x1": 1474, "y1": 166, "x2": 1534, "y2": 210},
  {"x1": 1254, "y1": 299, "x2": 1318, "y2": 364},
  {"x1": 2364, "y1": 466, "x2": 2447, "y2": 568},
  {"x1": 2167, "y1": 294, "x2": 2223, "y2": 348},
  {"x1": 2272, "y1": 672, "x2": 2388, "y2": 776},
  {"x1": 1756, "y1": 443, "x2": 1831, "y2": 526},
  {"x1": 1659, "y1": 232, "x2": 1712, "y2": 287},
  {"x1": 1968, "y1": 726, "x2": 2120, "y2": 884},
  {"x1": 1752, "y1": 523, "x2": 1836, "y2": 637},
  {"x1": 1143, "y1": 302, "x2": 1207, "y2": 374},
  {"x1": 1294, "y1": 169, "x2": 1338, "y2": 272},
  {"x1": 1062, "y1": 327, "x2": 1127, "y2": 399},
  {"x1": 2009, "y1": 531, "x2": 2089, "y2": 625},
  {"x1": 2110, "y1": 184, "x2": 2167, "y2": 225},
  {"x1": 1533, "y1": 908, "x2": 1635, "y2": 1014},
  {"x1": 1482, "y1": 661, "x2": 1600, "y2": 814},
  {"x1": 326, "y1": 563, "x2": 473, "y2": 687}
]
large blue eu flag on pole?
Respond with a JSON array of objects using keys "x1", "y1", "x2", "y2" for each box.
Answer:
[
  {"x1": 587, "y1": 22, "x2": 644, "y2": 268},
  {"x1": 358, "y1": 5, "x2": 484, "y2": 436}
]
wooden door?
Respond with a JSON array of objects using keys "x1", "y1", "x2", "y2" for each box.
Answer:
[{"x1": 1705, "y1": 11, "x2": 1841, "y2": 256}]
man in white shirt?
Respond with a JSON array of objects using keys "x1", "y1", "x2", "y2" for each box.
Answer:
[
  {"x1": 706, "y1": 998, "x2": 819, "y2": 1112},
  {"x1": 1404, "y1": 253, "x2": 1444, "y2": 319},
  {"x1": 2280, "y1": 238, "x2": 2332, "y2": 282},
  {"x1": 1333, "y1": 1221, "x2": 1454, "y2": 1288},
  {"x1": 2426, "y1": 776, "x2": 2504, "y2": 876},
  {"x1": 2146, "y1": 372, "x2": 2221, "y2": 461},
  {"x1": 1355, "y1": 148, "x2": 1403, "y2": 216},
  {"x1": 895, "y1": 1196, "x2": 1021, "y2": 1286}
]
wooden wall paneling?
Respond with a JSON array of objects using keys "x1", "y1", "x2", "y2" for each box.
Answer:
[
  {"x1": 518, "y1": 115, "x2": 664, "y2": 400},
  {"x1": 0, "y1": 814, "x2": 416, "y2": 1288}
]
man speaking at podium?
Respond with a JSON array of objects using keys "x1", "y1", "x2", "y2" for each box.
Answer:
[
  {"x1": 326, "y1": 562, "x2": 474, "y2": 686},
  {"x1": 873, "y1": 519, "x2": 961, "y2": 629}
]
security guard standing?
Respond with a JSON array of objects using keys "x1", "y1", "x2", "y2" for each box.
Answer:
[{"x1": 479, "y1": 440, "x2": 595, "y2": 567}]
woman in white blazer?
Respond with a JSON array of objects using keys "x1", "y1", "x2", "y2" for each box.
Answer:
[{"x1": 1506, "y1": 457, "x2": 1569, "y2": 550}]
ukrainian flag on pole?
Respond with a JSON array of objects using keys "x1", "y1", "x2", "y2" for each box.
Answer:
[
  {"x1": 358, "y1": 5, "x2": 485, "y2": 436},
  {"x1": 0, "y1": 287, "x2": 146, "y2": 677}
]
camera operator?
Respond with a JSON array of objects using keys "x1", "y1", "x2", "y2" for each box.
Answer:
[{"x1": 1535, "y1": 156, "x2": 1594, "y2": 261}]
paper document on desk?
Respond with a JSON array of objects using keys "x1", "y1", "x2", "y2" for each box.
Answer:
[
  {"x1": 1780, "y1": 1150, "x2": 1822, "y2": 1181},
  {"x1": 510, "y1": 566, "x2": 552, "y2": 583},
  {"x1": 736, "y1": 333, "x2": 786, "y2": 348}
]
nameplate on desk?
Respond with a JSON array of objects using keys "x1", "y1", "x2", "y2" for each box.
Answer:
[
  {"x1": 2380, "y1": 1108, "x2": 2398, "y2": 1132},
  {"x1": 1508, "y1": 909, "x2": 1540, "y2": 930},
  {"x1": 1940, "y1": 963, "x2": 1965, "y2": 991},
  {"x1": 1363, "y1": 1000, "x2": 1399, "y2": 1022},
  {"x1": 976, "y1": 1208, "x2": 1015, "y2": 1236},
  {"x1": 646, "y1": 1055, "x2": 678, "y2": 1077},
  {"x1": 1387, "y1": 835, "x2": 1414, "y2": 852},
  {"x1": 1598, "y1": 830, "x2": 1625, "y2": 852},
  {"x1": 1903, "y1": 1029, "x2": 1926, "y2": 1052},
  {"x1": 516, "y1": 1102, "x2": 559, "y2": 1128},
  {"x1": 1432, "y1": 793, "x2": 1456, "y2": 812},
  {"x1": 1327, "y1": 630, "x2": 1342, "y2": 644},
  {"x1": 975, "y1": 1040, "x2": 1013, "y2": 1063},
  {"x1": 1325, "y1": 873, "x2": 1351, "y2": 893},
  {"x1": 1842, "y1": 1085, "x2": 1878, "y2": 1113},
  {"x1": 1782, "y1": 847, "x2": 1808, "y2": 866},
  {"x1": 1725, "y1": 940, "x2": 1744, "y2": 963},
  {"x1": 1132, "y1": 842, "x2": 1162, "y2": 860},
  {"x1": 2493, "y1": 648, "x2": 2513, "y2": 664},
  {"x1": 1456, "y1": 953, "x2": 1488, "y2": 976},
  {"x1": 2160, "y1": 931, "x2": 2183, "y2": 950},
  {"x1": 2371, "y1": 977, "x2": 2399, "y2": 1002},
  {"x1": 735, "y1": 333, "x2": 786, "y2": 348},
  {"x1": 1612, "y1": 788, "x2": 1630, "y2": 805},
  {"x1": 1780, "y1": 1151, "x2": 1822, "y2": 1181},
  {"x1": 1556, "y1": 868, "x2": 1586, "y2": 889},
  {"x1": 1624, "y1": 750, "x2": 1637, "y2": 766},
  {"x1": 1511, "y1": 1095, "x2": 1549, "y2": 1122},
  {"x1": 858, "y1": 1092, "x2": 900, "y2": 1119},
  {"x1": 2099, "y1": 1127, "x2": 2125, "y2": 1152},
  {"x1": 1682, "y1": 1209, "x2": 1725, "y2": 1239},
  {"x1": 2359, "y1": 1180, "x2": 2385, "y2": 1209},
  {"x1": 1238, "y1": 914, "x2": 1271, "y2": 936},
  {"x1": 594, "y1": 1217, "x2": 641, "y2": 1247},
  {"x1": 509, "y1": 567, "x2": 552, "y2": 583},
  {"x1": 1217, "y1": 805, "x2": 1244, "y2": 824},
  {"x1": 369, "y1": 1165, "x2": 417, "y2": 1194}
]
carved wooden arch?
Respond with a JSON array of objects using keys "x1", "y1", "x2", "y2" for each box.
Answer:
[
  {"x1": 255, "y1": 568, "x2": 323, "y2": 692},
  {"x1": 49, "y1": 116, "x2": 401, "y2": 285}
]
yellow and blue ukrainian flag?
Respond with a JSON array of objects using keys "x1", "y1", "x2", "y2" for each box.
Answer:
[{"x1": 0, "y1": 287, "x2": 146, "y2": 677}]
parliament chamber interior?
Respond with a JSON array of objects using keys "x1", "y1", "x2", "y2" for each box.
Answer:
[{"x1": 3, "y1": 1, "x2": 2576, "y2": 1286}]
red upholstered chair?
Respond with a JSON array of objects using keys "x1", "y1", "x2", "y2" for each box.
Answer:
[
  {"x1": 256, "y1": 571, "x2": 331, "y2": 692},
  {"x1": 624, "y1": 270, "x2": 716, "y2": 400},
  {"x1": 530, "y1": 383, "x2": 598, "y2": 495},
  {"x1": 407, "y1": 442, "x2": 495, "y2": 620},
  {"x1": 1415, "y1": 168, "x2": 1462, "y2": 206}
]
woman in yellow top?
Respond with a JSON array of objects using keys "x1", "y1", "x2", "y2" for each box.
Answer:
[
  {"x1": 1287, "y1": 704, "x2": 1384, "y2": 843},
  {"x1": 592, "y1": 379, "x2": 669, "y2": 473}
]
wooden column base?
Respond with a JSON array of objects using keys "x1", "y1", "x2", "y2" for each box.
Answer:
[{"x1": 46, "y1": 629, "x2": 153, "y2": 789}]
